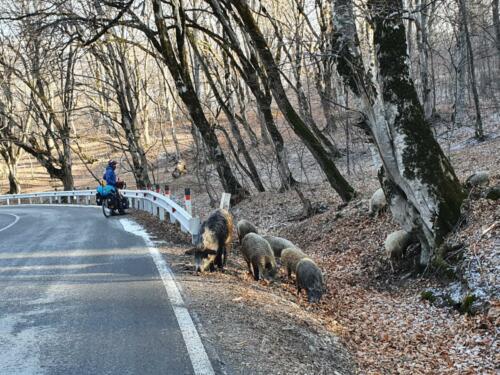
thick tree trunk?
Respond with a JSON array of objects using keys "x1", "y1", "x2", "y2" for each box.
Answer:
[
  {"x1": 60, "y1": 168, "x2": 74, "y2": 192},
  {"x1": 0, "y1": 144, "x2": 21, "y2": 194},
  {"x1": 333, "y1": 0, "x2": 465, "y2": 265},
  {"x1": 230, "y1": 0, "x2": 356, "y2": 202},
  {"x1": 6, "y1": 158, "x2": 20, "y2": 194}
]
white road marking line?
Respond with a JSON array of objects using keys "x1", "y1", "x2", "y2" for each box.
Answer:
[
  {"x1": 0, "y1": 204, "x2": 100, "y2": 209},
  {"x1": 0, "y1": 213, "x2": 20, "y2": 233},
  {"x1": 120, "y1": 218, "x2": 215, "y2": 375}
]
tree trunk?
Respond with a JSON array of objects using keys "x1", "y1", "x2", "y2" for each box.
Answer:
[
  {"x1": 333, "y1": 0, "x2": 465, "y2": 265},
  {"x1": 230, "y1": 0, "x2": 356, "y2": 202},
  {"x1": 454, "y1": 24, "x2": 467, "y2": 128},
  {"x1": 167, "y1": 100, "x2": 181, "y2": 161},
  {"x1": 233, "y1": 79, "x2": 259, "y2": 146},
  {"x1": 61, "y1": 128, "x2": 74, "y2": 191},
  {"x1": 5, "y1": 157, "x2": 21, "y2": 194},
  {"x1": 258, "y1": 96, "x2": 297, "y2": 190},
  {"x1": 493, "y1": 0, "x2": 500, "y2": 60},
  {"x1": 458, "y1": 0, "x2": 484, "y2": 140},
  {"x1": 316, "y1": 73, "x2": 338, "y2": 133},
  {"x1": 416, "y1": 0, "x2": 432, "y2": 119},
  {"x1": 113, "y1": 52, "x2": 152, "y2": 188},
  {"x1": 123, "y1": 116, "x2": 151, "y2": 189}
]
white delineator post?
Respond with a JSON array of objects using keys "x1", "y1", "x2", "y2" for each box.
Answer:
[
  {"x1": 184, "y1": 188, "x2": 192, "y2": 216},
  {"x1": 219, "y1": 192, "x2": 231, "y2": 211},
  {"x1": 164, "y1": 184, "x2": 171, "y2": 200}
]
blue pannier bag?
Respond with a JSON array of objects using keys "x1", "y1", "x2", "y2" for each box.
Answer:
[{"x1": 97, "y1": 185, "x2": 116, "y2": 197}]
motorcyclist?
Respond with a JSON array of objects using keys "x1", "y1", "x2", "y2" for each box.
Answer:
[
  {"x1": 103, "y1": 160, "x2": 124, "y2": 212},
  {"x1": 103, "y1": 160, "x2": 118, "y2": 188}
]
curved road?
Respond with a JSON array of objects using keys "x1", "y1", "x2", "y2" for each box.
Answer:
[{"x1": 0, "y1": 206, "x2": 213, "y2": 375}]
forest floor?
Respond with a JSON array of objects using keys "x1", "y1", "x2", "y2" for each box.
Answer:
[{"x1": 131, "y1": 123, "x2": 499, "y2": 374}]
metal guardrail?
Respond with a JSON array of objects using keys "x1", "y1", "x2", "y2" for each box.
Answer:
[{"x1": 0, "y1": 189, "x2": 201, "y2": 244}]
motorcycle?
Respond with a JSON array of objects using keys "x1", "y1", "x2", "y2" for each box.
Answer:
[{"x1": 97, "y1": 181, "x2": 129, "y2": 218}]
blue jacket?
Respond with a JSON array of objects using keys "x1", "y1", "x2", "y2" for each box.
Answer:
[{"x1": 103, "y1": 166, "x2": 117, "y2": 187}]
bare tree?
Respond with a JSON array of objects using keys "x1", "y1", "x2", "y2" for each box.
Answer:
[
  {"x1": 0, "y1": 65, "x2": 30, "y2": 193},
  {"x1": 89, "y1": 39, "x2": 152, "y2": 188},
  {"x1": 225, "y1": 0, "x2": 356, "y2": 202},
  {"x1": 0, "y1": 13, "x2": 77, "y2": 191}
]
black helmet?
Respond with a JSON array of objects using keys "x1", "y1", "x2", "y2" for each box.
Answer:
[{"x1": 108, "y1": 160, "x2": 117, "y2": 166}]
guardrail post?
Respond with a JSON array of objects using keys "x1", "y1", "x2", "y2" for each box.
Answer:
[
  {"x1": 86, "y1": 187, "x2": 90, "y2": 205},
  {"x1": 6, "y1": 198, "x2": 10, "y2": 205},
  {"x1": 184, "y1": 188, "x2": 192, "y2": 215},
  {"x1": 17, "y1": 197, "x2": 21, "y2": 205}
]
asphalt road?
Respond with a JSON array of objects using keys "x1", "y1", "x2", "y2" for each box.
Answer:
[{"x1": 0, "y1": 205, "x2": 206, "y2": 375}]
